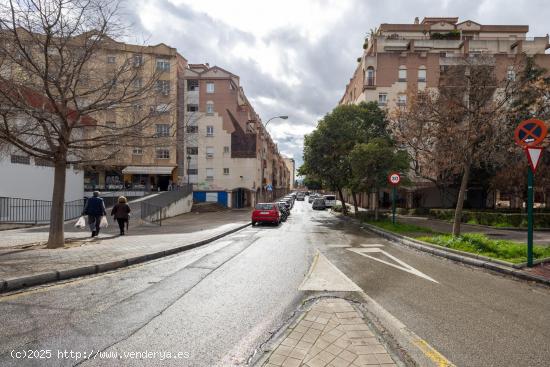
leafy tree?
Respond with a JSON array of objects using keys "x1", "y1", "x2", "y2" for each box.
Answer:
[
  {"x1": 350, "y1": 138, "x2": 409, "y2": 219},
  {"x1": 301, "y1": 102, "x2": 387, "y2": 215}
]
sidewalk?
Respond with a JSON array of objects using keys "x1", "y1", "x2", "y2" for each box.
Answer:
[
  {"x1": 0, "y1": 210, "x2": 251, "y2": 285},
  {"x1": 261, "y1": 298, "x2": 398, "y2": 367}
]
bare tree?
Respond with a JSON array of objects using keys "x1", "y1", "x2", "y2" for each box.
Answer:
[
  {"x1": 0, "y1": 0, "x2": 169, "y2": 248},
  {"x1": 391, "y1": 55, "x2": 523, "y2": 235}
]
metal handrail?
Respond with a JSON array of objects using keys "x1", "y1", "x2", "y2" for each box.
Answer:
[{"x1": 0, "y1": 197, "x2": 85, "y2": 224}]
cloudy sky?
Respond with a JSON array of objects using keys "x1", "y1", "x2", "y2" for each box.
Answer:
[{"x1": 125, "y1": 0, "x2": 550, "y2": 169}]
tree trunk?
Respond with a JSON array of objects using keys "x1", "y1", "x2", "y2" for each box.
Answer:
[
  {"x1": 337, "y1": 187, "x2": 347, "y2": 215},
  {"x1": 47, "y1": 159, "x2": 67, "y2": 249},
  {"x1": 352, "y1": 190, "x2": 358, "y2": 215},
  {"x1": 374, "y1": 189, "x2": 379, "y2": 221},
  {"x1": 452, "y1": 163, "x2": 470, "y2": 237}
]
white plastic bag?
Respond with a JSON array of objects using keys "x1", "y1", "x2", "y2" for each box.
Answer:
[
  {"x1": 99, "y1": 216, "x2": 109, "y2": 228},
  {"x1": 75, "y1": 216, "x2": 86, "y2": 229}
]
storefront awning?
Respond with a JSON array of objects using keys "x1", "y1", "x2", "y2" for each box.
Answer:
[{"x1": 122, "y1": 166, "x2": 175, "y2": 175}]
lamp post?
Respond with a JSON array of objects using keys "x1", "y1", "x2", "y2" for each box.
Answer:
[
  {"x1": 186, "y1": 154, "x2": 191, "y2": 187},
  {"x1": 260, "y1": 115, "x2": 288, "y2": 202}
]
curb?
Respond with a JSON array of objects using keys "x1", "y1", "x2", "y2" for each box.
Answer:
[
  {"x1": 0, "y1": 223, "x2": 250, "y2": 294},
  {"x1": 360, "y1": 222, "x2": 550, "y2": 287}
]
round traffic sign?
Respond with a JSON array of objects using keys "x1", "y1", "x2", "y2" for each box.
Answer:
[
  {"x1": 388, "y1": 172, "x2": 401, "y2": 185},
  {"x1": 514, "y1": 118, "x2": 547, "y2": 147}
]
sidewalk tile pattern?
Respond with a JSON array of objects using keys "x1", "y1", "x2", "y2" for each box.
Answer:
[{"x1": 264, "y1": 298, "x2": 397, "y2": 367}]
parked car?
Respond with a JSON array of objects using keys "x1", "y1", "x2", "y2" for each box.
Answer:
[
  {"x1": 305, "y1": 191, "x2": 310, "y2": 196},
  {"x1": 323, "y1": 195, "x2": 336, "y2": 208},
  {"x1": 308, "y1": 195, "x2": 316, "y2": 203},
  {"x1": 312, "y1": 198, "x2": 326, "y2": 210},
  {"x1": 296, "y1": 192, "x2": 305, "y2": 201},
  {"x1": 252, "y1": 203, "x2": 281, "y2": 225},
  {"x1": 276, "y1": 202, "x2": 289, "y2": 221},
  {"x1": 283, "y1": 196, "x2": 294, "y2": 209},
  {"x1": 278, "y1": 200, "x2": 291, "y2": 214}
]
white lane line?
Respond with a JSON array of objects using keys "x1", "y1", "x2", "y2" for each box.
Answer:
[
  {"x1": 326, "y1": 245, "x2": 351, "y2": 248},
  {"x1": 360, "y1": 244, "x2": 384, "y2": 248},
  {"x1": 347, "y1": 248, "x2": 438, "y2": 284}
]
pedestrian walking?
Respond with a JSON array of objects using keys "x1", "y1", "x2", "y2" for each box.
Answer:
[
  {"x1": 82, "y1": 191, "x2": 107, "y2": 237},
  {"x1": 111, "y1": 196, "x2": 131, "y2": 236}
]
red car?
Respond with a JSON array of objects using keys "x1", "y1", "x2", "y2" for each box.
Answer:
[{"x1": 251, "y1": 203, "x2": 281, "y2": 226}]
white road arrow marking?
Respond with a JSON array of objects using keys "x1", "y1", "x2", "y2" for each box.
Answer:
[{"x1": 347, "y1": 248, "x2": 438, "y2": 283}]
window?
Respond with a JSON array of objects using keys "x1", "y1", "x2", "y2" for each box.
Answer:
[
  {"x1": 156, "y1": 124, "x2": 170, "y2": 137},
  {"x1": 35, "y1": 157, "x2": 54, "y2": 167},
  {"x1": 223, "y1": 168, "x2": 229, "y2": 175},
  {"x1": 418, "y1": 67, "x2": 426, "y2": 82},
  {"x1": 186, "y1": 147, "x2": 198, "y2": 155},
  {"x1": 154, "y1": 103, "x2": 170, "y2": 114},
  {"x1": 206, "y1": 82, "x2": 215, "y2": 93},
  {"x1": 378, "y1": 93, "x2": 387, "y2": 106},
  {"x1": 133, "y1": 78, "x2": 143, "y2": 88},
  {"x1": 206, "y1": 102, "x2": 214, "y2": 114},
  {"x1": 187, "y1": 104, "x2": 198, "y2": 112},
  {"x1": 187, "y1": 168, "x2": 198, "y2": 175},
  {"x1": 507, "y1": 67, "x2": 516, "y2": 81},
  {"x1": 156, "y1": 148, "x2": 170, "y2": 159},
  {"x1": 223, "y1": 146, "x2": 230, "y2": 154},
  {"x1": 206, "y1": 125, "x2": 214, "y2": 136},
  {"x1": 133, "y1": 54, "x2": 143, "y2": 67},
  {"x1": 10, "y1": 154, "x2": 30, "y2": 165},
  {"x1": 206, "y1": 146, "x2": 214, "y2": 158},
  {"x1": 156, "y1": 80, "x2": 170, "y2": 95},
  {"x1": 366, "y1": 67, "x2": 375, "y2": 86},
  {"x1": 132, "y1": 147, "x2": 143, "y2": 155},
  {"x1": 397, "y1": 94, "x2": 407, "y2": 106},
  {"x1": 156, "y1": 58, "x2": 170, "y2": 71},
  {"x1": 206, "y1": 168, "x2": 214, "y2": 180},
  {"x1": 398, "y1": 66, "x2": 407, "y2": 82},
  {"x1": 187, "y1": 126, "x2": 198, "y2": 133},
  {"x1": 187, "y1": 79, "x2": 199, "y2": 91},
  {"x1": 107, "y1": 55, "x2": 116, "y2": 64}
]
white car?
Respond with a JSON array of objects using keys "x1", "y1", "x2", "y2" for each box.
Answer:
[{"x1": 323, "y1": 195, "x2": 336, "y2": 207}]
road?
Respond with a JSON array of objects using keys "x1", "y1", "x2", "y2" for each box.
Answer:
[{"x1": 0, "y1": 200, "x2": 549, "y2": 366}]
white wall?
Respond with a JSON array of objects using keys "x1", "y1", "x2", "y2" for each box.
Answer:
[{"x1": 0, "y1": 157, "x2": 84, "y2": 201}]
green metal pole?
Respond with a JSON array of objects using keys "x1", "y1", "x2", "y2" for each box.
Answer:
[
  {"x1": 392, "y1": 186, "x2": 397, "y2": 224},
  {"x1": 527, "y1": 166, "x2": 534, "y2": 267}
]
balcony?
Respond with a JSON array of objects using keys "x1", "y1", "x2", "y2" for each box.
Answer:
[
  {"x1": 365, "y1": 77, "x2": 376, "y2": 89},
  {"x1": 187, "y1": 90, "x2": 199, "y2": 105},
  {"x1": 413, "y1": 39, "x2": 463, "y2": 51}
]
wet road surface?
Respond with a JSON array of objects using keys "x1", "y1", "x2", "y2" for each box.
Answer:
[{"x1": 1, "y1": 200, "x2": 549, "y2": 367}]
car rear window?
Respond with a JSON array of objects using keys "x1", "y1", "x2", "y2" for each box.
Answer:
[
  {"x1": 314, "y1": 199, "x2": 325, "y2": 204},
  {"x1": 324, "y1": 195, "x2": 335, "y2": 200},
  {"x1": 255, "y1": 203, "x2": 274, "y2": 210}
]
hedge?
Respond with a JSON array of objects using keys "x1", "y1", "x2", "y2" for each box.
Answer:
[{"x1": 428, "y1": 209, "x2": 550, "y2": 228}]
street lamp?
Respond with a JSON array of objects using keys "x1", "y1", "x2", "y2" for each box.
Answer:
[
  {"x1": 260, "y1": 115, "x2": 288, "y2": 202},
  {"x1": 186, "y1": 154, "x2": 191, "y2": 187}
]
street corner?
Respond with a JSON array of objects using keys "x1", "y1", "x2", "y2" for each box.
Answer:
[{"x1": 257, "y1": 297, "x2": 402, "y2": 367}]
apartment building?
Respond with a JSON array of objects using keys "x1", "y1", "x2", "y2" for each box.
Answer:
[
  {"x1": 183, "y1": 64, "x2": 290, "y2": 208},
  {"x1": 283, "y1": 157, "x2": 296, "y2": 190},
  {"x1": 340, "y1": 17, "x2": 550, "y2": 208},
  {"x1": 82, "y1": 38, "x2": 187, "y2": 193}
]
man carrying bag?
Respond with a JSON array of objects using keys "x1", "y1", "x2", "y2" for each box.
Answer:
[{"x1": 82, "y1": 191, "x2": 107, "y2": 237}]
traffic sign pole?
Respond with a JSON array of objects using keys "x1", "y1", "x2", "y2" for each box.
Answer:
[
  {"x1": 527, "y1": 166, "x2": 534, "y2": 267},
  {"x1": 392, "y1": 186, "x2": 397, "y2": 224}
]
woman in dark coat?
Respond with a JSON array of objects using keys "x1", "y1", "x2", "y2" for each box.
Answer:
[{"x1": 111, "y1": 196, "x2": 131, "y2": 235}]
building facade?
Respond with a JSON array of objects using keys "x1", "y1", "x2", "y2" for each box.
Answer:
[
  {"x1": 83, "y1": 39, "x2": 186, "y2": 194},
  {"x1": 340, "y1": 17, "x2": 550, "y2": 209},
  {"x1": 183, "y1": 64, "x2": 290, "y2": 208}
]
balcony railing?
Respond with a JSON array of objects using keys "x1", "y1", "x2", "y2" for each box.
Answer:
[{"x1": 366, "y1": 77, "x2": 375, "y2": 86}]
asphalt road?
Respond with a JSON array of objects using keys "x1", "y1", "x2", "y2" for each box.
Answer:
[{"x1": 0, "y1": 200, "x2": 549, "y2": 367}]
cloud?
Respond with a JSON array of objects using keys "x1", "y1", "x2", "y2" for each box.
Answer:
[{"x1": 124, "y1": 0, "x2": 550, "y2": 169}]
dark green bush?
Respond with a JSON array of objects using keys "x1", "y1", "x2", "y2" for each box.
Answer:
[
  {"x1": 396, "y1": 208, "x2": 408, "y2": 215},
  {"x1": 427, "y1": 209, "x2": 550, "y2": 228},
  {"x1": 408, "y1": 207, "x2": 430, "y2": 216}
]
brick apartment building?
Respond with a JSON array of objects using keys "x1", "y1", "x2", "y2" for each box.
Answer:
[
  {"x1": 340, "y1": 17, "x2": 550, "y2": 209},
  {"x1": 183, "y1": 64, "x2": 290, "y2": 208}
]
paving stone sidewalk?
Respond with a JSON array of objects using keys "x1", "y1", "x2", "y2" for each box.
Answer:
[
  {"x1": 262, "y1": 298, "x2": 398, "y2": 367},
  {"x1": 0, "y1": 210, "x2": 251, "y2": 280}
]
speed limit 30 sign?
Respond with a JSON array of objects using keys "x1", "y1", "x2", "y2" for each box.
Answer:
[{"x1": 388, "y1": 172, "x2": 401, "y2": 185}]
